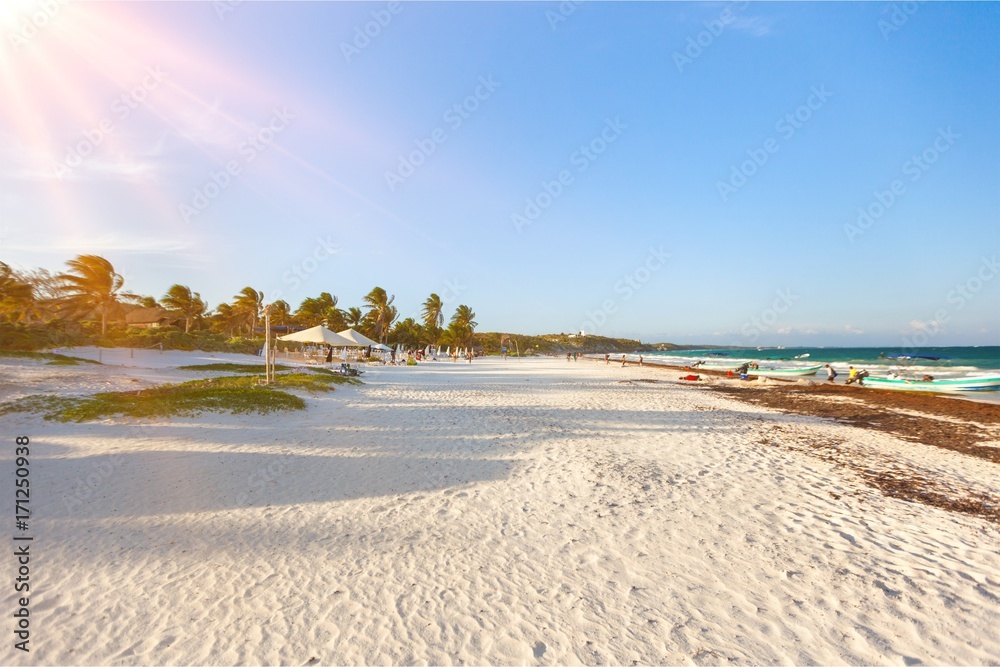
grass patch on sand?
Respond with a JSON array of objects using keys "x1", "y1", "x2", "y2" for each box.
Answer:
[
  {"x1": 0, "y1": 350, "x2": 102, "y2": 365},
  {"x1": 177, "y1": 362, "x2": 292, "y2": 373},
  {"x1": 0, "y1": 371, "x2": 359, "y2": 422}
]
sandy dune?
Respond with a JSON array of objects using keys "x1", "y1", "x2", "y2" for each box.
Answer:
[{"x1": 1, "y1": 353, "x2": 998, "y2": 665}]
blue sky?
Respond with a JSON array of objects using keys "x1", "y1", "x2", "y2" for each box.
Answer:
[{"x1": 1, "y1": 1, "x2": 998, "y2": 346}]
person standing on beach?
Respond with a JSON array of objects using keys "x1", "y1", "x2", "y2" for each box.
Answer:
[
  {"x1": 604, "y1": 353, "x2": 610, "y2": 365},
  {"x1": 638, "y1": 355, "x2": 643, "y2": 367},
  {"x1": 825, "y1": 364, "x2": 837, "y2": 382},
  {"x1": 621, "y1": 354, "x2": 627, "y2": 367}
]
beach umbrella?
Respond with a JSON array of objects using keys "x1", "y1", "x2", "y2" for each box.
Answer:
[
  {"x1": 277, "y1": 325, "x2": 356, "y2": 347},
  {"x1": 336, "y1": 328, "x2": 381, "y2": 348}
]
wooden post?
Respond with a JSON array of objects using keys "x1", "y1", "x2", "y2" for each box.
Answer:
[{"x1": 263, "y1": 304, "x2": 273, "y2": 385}]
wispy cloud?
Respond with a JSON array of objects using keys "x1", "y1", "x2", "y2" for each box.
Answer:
[
  {"x1": 2, "y1": 233, "x2": 195, "y2": 256},
  {"x1": 730, "y1": 16, "x2": 774, "y2": 37},
  {"x1": 903, "y1": 319, "x2": 946, "y2": 334},
  {"x1": 0, "y1": 130, "x2": 165, "y2": 183}
]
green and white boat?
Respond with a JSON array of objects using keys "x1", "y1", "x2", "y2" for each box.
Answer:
[
  {"x1": 862, "y1": 354, "x2": 1000, "y2": 392},
  {"x1": 693, "y1": 361, "x2": 823, "y2": 376},
  {"x1": 862, "y1": 375, "x2": 1000, "y2": 393}
]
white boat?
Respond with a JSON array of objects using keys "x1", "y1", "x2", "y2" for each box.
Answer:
[
  {"x1": 863, "y1": 375, "x2": 1000, "y2": 393},
  {"x1": 692, "y1": 360, "x2": 740, "y2": 371},
  {"x1": 746, "y1": 364, "x2": 823, "y2": 377}
]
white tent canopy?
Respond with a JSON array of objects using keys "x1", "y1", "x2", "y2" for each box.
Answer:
[
  {"x1": 337, "y1": 328, "x2": 381, "y2": 348},
  {"x1": 277, "y1": 325, "x2": 358, "y2": 347},
  {"x1": 372, "y1": 343, "x2": 393, "y2": 351}
]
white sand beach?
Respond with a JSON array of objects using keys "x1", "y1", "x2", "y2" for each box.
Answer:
[{"x1": 2, "y1": 351, "x2": 999, "y2": 665}]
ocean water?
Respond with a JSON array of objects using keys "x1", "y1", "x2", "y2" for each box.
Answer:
[{"x1": 642, "y1": 346, "x2": 1000, "y2": 376}]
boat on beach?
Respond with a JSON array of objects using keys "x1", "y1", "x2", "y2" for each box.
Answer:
[
  {"x1": 861, "y1": 353, "x2": 1000, "y2": 392},
  {"x1": 692, "y1": 361, "x2": 740, "y2": 371},
  {"x1": 862, "y1": 375, "x2": 1000, "y2": 393},
  {"x1": 692, "y1": 361, "x2": 823, "y2": 377},
  {"x1": 746, "y1": 364, "x2": 823, "y2": 378}
]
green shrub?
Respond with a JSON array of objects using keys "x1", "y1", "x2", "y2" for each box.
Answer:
[{"x1": 0, "y1": 371, "x2": 356, "y2": 422}]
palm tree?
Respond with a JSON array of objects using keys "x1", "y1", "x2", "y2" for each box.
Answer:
[
  {"x1": 231, "y1": 287, "x2": 263, "y2": 337},
  {"x1": 449, "y1": 304, "x2": 477, "y2": 348},
  {"x1": 390, "y1": 317, "x2": 424, "y2": 348},
  {"x1": 211, "y1": 302, "x2": 241, "y2": 338},
  {"x1": 56, "y1": 254, "x2": 138, "y2": 335},
  {"x1": 295, "y1": 292, "x2": 345, "y2": 330},
  {"x1": 345, "y1": 306, "x2": 364, "y2": 329},
  {"x1": 160, "y1": 284, "x2": 207, "y2": 333},
  {"x1": 362, "y1": 286, "x2": 398, "y2": 343},
  {"x1": 421, "y1": 293, "x2": 444, "y2": 340},
  {"x1": 0, "y1": 262, "x2": 36, "y2": 324},
  {"x1": 270, "y1": 300, "x2": 291, "y2": 328}
]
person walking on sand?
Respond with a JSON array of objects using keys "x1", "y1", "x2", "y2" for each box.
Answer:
[
  {"x1": 638, "y1": 355, "x2": 643, "y2": 367},
  {"x1": 604, "y1": 353, "x2": 610, "y2": 365},
  {"x1": 621, "y1": 354, "x2": 627, "y2": 367},
  {"x1": 846, "y1": 366, "x2": 858, "y2": 385},
  {"x1": 825, "y1": 364, "x2": 837, "y2": 382}
]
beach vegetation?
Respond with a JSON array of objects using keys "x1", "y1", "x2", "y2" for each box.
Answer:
[
  {"x1": 0, "y1": 370, "x2": 358, "y2": 422},
  {"x1": 177, "y1": 362, "x2": 292, "y2": 373},
  {"x1": 0, "y1": 350, "x2": 102, "y2": 364}
]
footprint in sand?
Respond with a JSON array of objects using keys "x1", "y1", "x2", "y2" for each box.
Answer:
[{"x1": 533, "y1": 641, "x2": 547, "y2": 658}]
